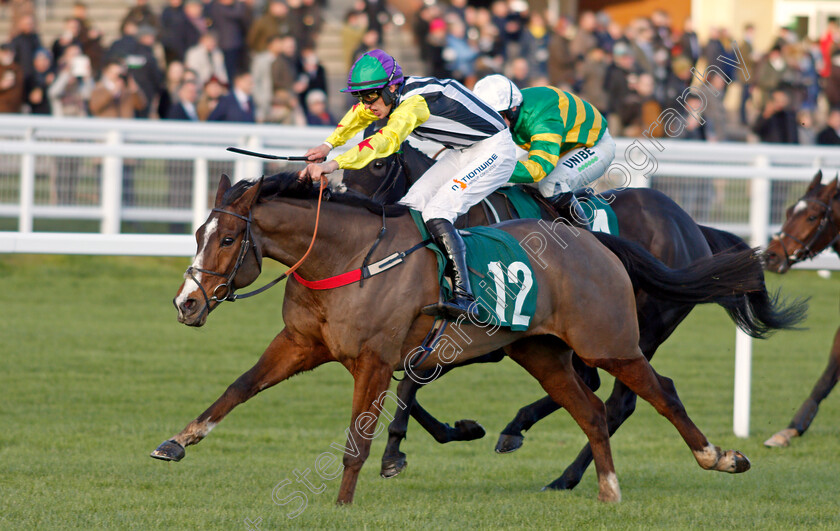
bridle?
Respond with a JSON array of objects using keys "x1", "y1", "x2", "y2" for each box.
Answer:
[
  {"x1": 183, "y1": 177, "x2": 328, "y2": 320},
  {"x1": 771, "y1": 196, "x2": 840, "y2": 269}
]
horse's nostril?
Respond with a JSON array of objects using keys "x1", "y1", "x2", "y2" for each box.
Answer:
[{"x1": 182, "y1": 299, "x2": 197, "y2": 312}]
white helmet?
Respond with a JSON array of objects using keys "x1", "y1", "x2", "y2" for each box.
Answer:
[{"x1": 473, "y1": 74, "x2": 523, "y2": 112}]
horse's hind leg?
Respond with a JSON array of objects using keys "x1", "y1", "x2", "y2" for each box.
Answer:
[
  {"x1": 150, "y1": 328, "x2": 331, "y2": 461},
  {"x1": 595, "y1": 352, "x2": 750, "y2": 474},
  {"x1": 496, "y1": 355, "x2": 597, "y2": 453},
  {"x1": 765, "y1": 325, "x2": 840, "y2": 447},
  {"x1": 381, "y1": 350, "x2": 503, "y2": 477},
  {"x1": 508, "y1": 338, "x2": 621, "y2": 502}
]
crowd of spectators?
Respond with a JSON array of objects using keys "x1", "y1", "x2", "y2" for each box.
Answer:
[
  {"x1": 407, "y1": 2, "x2": 840, "y2": 147},
  {"x1": 1, "y1": 0, "x2": 839, "y2": 147},
  {"x1": 0, "y1": 0, "x2": 334, "y2": 126}
]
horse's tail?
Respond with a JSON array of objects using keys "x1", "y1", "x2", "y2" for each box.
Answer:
[
  {"x1": 698, "y1": 225, "x2": 808, "y2": 338},
  {"x1": 592, "y1": 231, "x2": 766, "y2": 306}
]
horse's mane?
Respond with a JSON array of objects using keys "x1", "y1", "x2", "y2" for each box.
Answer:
[{"x1": 222, "y1": 171, "x2": 410, "y2": 217}]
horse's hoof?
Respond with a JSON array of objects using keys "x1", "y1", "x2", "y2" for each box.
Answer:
[
  {"x1": 541, "y1": 473, "x2": 580, "y2": 491},
  {"x1": 764, "y1": 428, "x2": 799, "y2": 448},
  {"x1": 453, "y1": 420, "x2": 485, "y2": 441},
  {"x1": 495, "y1": 434, "x2": 524, "y2": 453},
  {"x1": 714, "y1": 450, "x2": 751, "y2": 473},
  {"x1": 150, "y1": 440, "x2": 185, "y2": 461},
  {"x1": 380, "y1": 452, "x2": 407, "y2": 478}
]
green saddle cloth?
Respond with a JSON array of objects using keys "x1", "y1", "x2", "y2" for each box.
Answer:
[
  {"x1": 578, "y1": 195, "x2": 619, "y2": 236},
  {"x1": 410, "y1": 210, "x2": 538, "y2": 331},
  {"x1": 496, "y1": 186, "x2": 542, "y2": 219}
]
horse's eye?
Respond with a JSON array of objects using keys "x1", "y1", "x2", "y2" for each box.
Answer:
[
  {"x1": 220, "y1": 237, "x2": 235, "y2": 247},
  {"x1": 807, "y1": 216, "x2": 818, "y2": 222},
  {"x1": 374, "y1": 160, "x2": 384, "y2": 169}
]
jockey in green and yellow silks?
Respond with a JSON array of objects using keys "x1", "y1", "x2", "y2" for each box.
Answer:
[{"x1": 473, "y1": 75, "x2": 616, "y2": 229}]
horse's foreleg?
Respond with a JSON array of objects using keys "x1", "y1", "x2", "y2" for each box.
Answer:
[
  {"x1": 336, "y1": 353, "x2": 394, "y2": 505},
  {"x1": 508, "y1": 339, "x2": 620, "y2": 503},
  {"x1": 151, "y1": 328, "x2": 331, "y2": 461},
  {"x1": 596, "y1": 354, "x2": 750, "y2": 474},
  {"x1": 381, "y1": 374, "x2": 423, "y2": 478},
  {"x1": 765, "y1": 325, "x2": 840, "y2": 447}
]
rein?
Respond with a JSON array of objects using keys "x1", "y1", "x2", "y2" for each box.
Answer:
[
  {"x1": 186, "y1": 176, "x2": 328, "y2": 318},
  {"x1": 772, "y1": 197, "x2": 840, "y2": 269}
]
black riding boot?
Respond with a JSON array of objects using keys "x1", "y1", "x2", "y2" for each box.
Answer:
[
  {"x1": 550, "y1": 191, "x2": 592, "y2": 230},
  {"x1": 422, "y1": 218, "x2": 480, "y2": 320}
]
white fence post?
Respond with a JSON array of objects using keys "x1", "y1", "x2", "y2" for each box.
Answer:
[
  {"x1": 100, "y1": 130, "x2": 124, "y2": 234},
  {"x1": 18, "y1": 128, "x2": 35, "y2": 233},
  {"x1": 733, "y1": 154, "x2": 770, "y2": 438},
  {"x1": 192, "y1": 158, "x2": 209, "y2": 233}
]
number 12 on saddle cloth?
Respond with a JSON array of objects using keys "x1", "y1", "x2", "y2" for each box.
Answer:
[{"x1": 410, "y1": 211, "x2": 538, "y2": 331}]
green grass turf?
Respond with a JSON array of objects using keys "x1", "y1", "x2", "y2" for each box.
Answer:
[{"x1": 1, "y1": 254, "x2": 839, "y2": 529}]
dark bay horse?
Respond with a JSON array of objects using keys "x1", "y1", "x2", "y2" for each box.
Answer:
[
  {"x1": 153, "y1": 172, "x2": 759, "y2": 504},
  {"x1": 764, "y1": 170, "x2": 840, "y2": 448},
  {"x1": 342, "y1": 143, "x2": 807, "y2": 489}
]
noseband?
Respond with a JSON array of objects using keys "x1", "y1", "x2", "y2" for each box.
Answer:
[{"x1": 772, "y1": 197, "x2": 840, "y2": 268}]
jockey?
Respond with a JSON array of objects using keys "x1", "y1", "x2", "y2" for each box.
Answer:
[
  {"x1": 472, "y1": 74, "x2": 616, "y2": 229},
  {"x1": 301, "y1": 50, "x2": 517, "y2": 321}
]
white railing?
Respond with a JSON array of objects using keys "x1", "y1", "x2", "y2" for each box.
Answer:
[{"x1": 2, "y1": 114, "x2": 838, "y2": 438}]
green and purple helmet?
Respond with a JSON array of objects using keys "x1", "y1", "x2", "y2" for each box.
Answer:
[{"x1": 341, "y1": 49, "x2": 403, "y2": 93}]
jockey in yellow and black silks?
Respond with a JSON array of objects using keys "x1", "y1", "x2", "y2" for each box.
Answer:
[{"x1": 299, "y1": 50, "x2": 518, "y2": 320}]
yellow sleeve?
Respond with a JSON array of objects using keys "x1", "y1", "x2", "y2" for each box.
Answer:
[
  {"x1": 333, "y1": 95, "x2": 431, "y2": 170},
  {"x1": 324, "y1": 103, "x2": 378, "y2": 147}
]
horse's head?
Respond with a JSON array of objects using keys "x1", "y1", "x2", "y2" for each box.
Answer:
[
  {"x1": 765, "y1": 170, "x2": 840, "y2": 273},
  {"x1": 341, "y1": 142, "x2": 433, "y2": 204},
  {"x1": 174, "y1": 174, "x2": 265, "y2": 326}
]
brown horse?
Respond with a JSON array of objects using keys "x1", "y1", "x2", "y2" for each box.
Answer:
[
  {"x1": 764, "y1": 170, "x2": 840, "y2": 447},
  {"x1": 152, "y1": 172, "x2": 757, "y2": 504},
  {"x1": 342, "y1": 143, "x2": 805, "y2": 487}
]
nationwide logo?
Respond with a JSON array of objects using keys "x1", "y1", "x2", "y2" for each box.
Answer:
[
  {"x1": 562, "y1": 148, "x2": 597, "y2": 170},
  {"x1": 450, "y1": 153, "x2": 499, "y2": 191}
]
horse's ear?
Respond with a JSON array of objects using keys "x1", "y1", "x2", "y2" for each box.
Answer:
[
  {"x1": 825, "y1": 176, "x2": 839, "y2": 199},
  {"x1": 215, "y1": 174, "x2": 232, "y2": 207},
  {"x1": 237, "y1": 176, "x2": 264, "y2": 209},
  {"x1": 807, "y1": 170, "x2": 823, "y2": 190}
]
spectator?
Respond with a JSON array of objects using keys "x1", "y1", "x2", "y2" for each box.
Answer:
[
  {"x1": 423, "y1": 19, "x2": 449, "y2": 79},
  {"x1": 753, "y1": 88, "x2": 798, "y2": 144},
  {"x1": 547, "y1": 16, "x2": 574, "y2": 88},
  {"x1": 819, "y1": 19, "x2": 839, "y2": 78},
  {"x1": 570, "y1": 11, "x2": 597, "y2": 61},
  {"x1": 297, "y1": 46, "x2": 327, "y2": 113},
  {"x1": 701, "y1": 72, "x2": 730, "y2": 141},
  {"x1": 304, "y1": 88, "x2": 335, "y2": 125},
  {"x1": 206, "y1": 0, "x2": 249, "y2": 83},
  {"x1": 122, "y1": 0, "x2": 159, "y2": 32},
  {"x1": 579, "y1": 47, "x2": 608, "y2": 113},
  {"x1": 299, "y1": 0, "x2": 324, "y2": 49},
  {"x1": 0, "y1": 42, "x2": 26, "y2": 113},
  {"x1": 208, "y1": 70, "x2": 255, "y2": 122},
  {"x1": 166, "y1": 79, "x2": 199, "y2": 120},
  {"x1": 251, "y1": 34, "x2": 282, "y2": 122},
  {"x1": 265, "y1": 88, "x2": 305, "y2": 125},
  {"x1": 342, "y1": 7, "x2": 367, "y2": 69},
  {"x1": 604, "y1": 41, "x2": 636, "y2": 134},
  {"x1": 160, "y1": 0, "x2": 188, "y2": 64},
  {"x1": 24, "y1": 48, "x2": 53, "y2": 114},
  {"x1": 197, "y1": 75, "x2": 227, "y2": 120},
  {"x1": 158, "y1": 60, "x2": 185, "y2": 119},
  {"x1": 739, "y1": 24, "x2": 757, "y2": 125},
  {"x1": 10, "y1": 14, "x2": 41, "y2": 81},
  {"x1": 52, "y1": 18, "x2": 83, "y2": 70},
  {"x1": 816, "y1": 108, "x2": 840, "y2": 145},
  {"x1": 797, "y1": 110, "x2": 816, "y2": 145},
  {"x1": 756, "y1": 46, "x2": 788, "y2": 109},
  {"x1": 106, "y1": 20, "x2": 140, "y2": 64},
  {"x1": 826, "y1": 51, "x2": 840, "y2": 108},
  {"x1": 520, "y1": 11, "x2": 549, "y2": 81},
  {"x1": 507, "y1": 56, "x2": 530, "y2": 88},
  {"x1": 47, "y1": 44, "x2": 93, "y2": 117},
  {"x1": 444, "y1": 18, "x2": 478, "y2": 83},
  {"x1": 125, "y1": 25, "x2": 162, "y2": 118},
  {"x1": 89, "y1": 60, "x2": 147, "y2": 118},
  {"x1": 271, "y1": 35, "x2": 304, "y2": 99},
  {"x1": 184, "y1": 32, "x2": 228, "y2": 87},
  {"x1": 247, "y1": 0, "x2": 291, "y2": 54},
  {"x1": 678, "y1": 18, "x2": 701, "y2": 66}
]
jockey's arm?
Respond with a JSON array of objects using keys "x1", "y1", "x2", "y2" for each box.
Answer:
[
  {"x1": 509, "y1": 123, "x2": 566, "y2": 184},
  {"x1": 332, "y1": 95, "x2": 430, "y2": 170}
]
